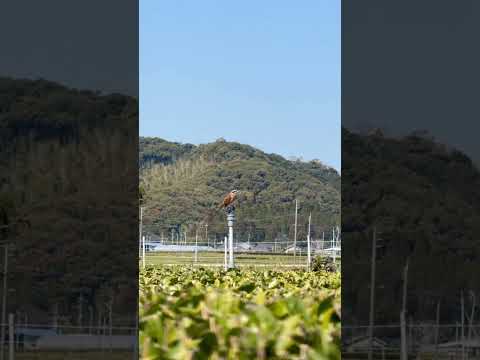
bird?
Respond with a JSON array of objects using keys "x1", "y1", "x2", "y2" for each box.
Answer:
[{"x1": 219, "y1": 190, "x2": 238, "y2": 209}]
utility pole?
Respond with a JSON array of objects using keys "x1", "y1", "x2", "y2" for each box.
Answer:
[
  {"x1": 53, "y1": 303, "x2": 58, "y2": 332},
  {"x1": 400, "y1": 258, "x2": 409, "y2": 360},
  {"x1": 307, "y1": 213, "x2": 312, "y2": 271},
  {"x1": 462, "y1": 292, "x2": 465, "y2": 360},
  {"x1": 294, "y1": 200, "x2": 298, "y2": 260},
  {"x1": 195, "y1": 226, "x2": 198, "y2": 264},
  {"x1": 469, "y1": 291, "x2": 476, "y2": 341},
  {"x1": 7, "y1": 314, "x2": 12, "y2": 360},
  {"x1": 368, "y1": 227, "x2": 377, "y2": 360},
  {"x1": 205, "y1": 224, "x2": 208, "y2": 248},
  {"x1": 141, "y1": 236, "x2": 146, "y2": 269},
  {"x1": 139, "y1": 207, "x2": 143, "y2": 256},
  {"x1": 78, "y1": 294, "x2": 84, "y2": 329},
  {"x1": 1, "y1": 244, "x2": 8, "y2": 360},
  {"x1": 435, "y1": 301, "x2": 440, "y2": 359}
]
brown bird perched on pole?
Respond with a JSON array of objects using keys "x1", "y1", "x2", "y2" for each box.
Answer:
[{"x1": 219, "y1": 190, "x2": 238, "y2": 209}]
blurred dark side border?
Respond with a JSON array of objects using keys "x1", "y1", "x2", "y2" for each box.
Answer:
[
  {"x1": 342, "y1": 0, "x2": 480, "y2": 358},
  {"x1": 0, "y1": 1, "x2": 138, "y2": 358}
]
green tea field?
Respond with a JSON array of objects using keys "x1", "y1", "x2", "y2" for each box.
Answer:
[{"x1": 139, "y1": 266, "x2": 340, "y2": 359}]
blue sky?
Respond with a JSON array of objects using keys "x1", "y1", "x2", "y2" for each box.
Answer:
[{"x1": 140, "y1": 1, "x2": 340, "y2": 171}]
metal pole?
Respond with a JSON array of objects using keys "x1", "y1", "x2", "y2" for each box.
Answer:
[
  {"x1": 462, "y1": 291, "x2": 465, "y2": 360},
  {"x1": 142, "y1": 236, "x2": 146, "y2": 269},
  {"x1": 139, "y1": 207, "x2": 143, "y2": 257},
  {"x1": 368, "y1": 227, "x2": 376, "y2": 360},
  {"x1": 1, "y1": 245, "x2": 8, "y2": 360},
  {"x1": 224, "y1": 236, "x2": 227, "y2": 271},
  {"x1": 400, "y1": 258, "x2": 409, "y2": 360},
  {"x1": 78, "y1": 294, "x2": 83, "y2": 330},
  {"x1": 109, "y1": 300, "x2": 113, "y2": 353},
  {"x1": 205, "y1": 224, "x2": 208, "y2": 248},
  {"x1": 7, "y1": 314, "x2": 12, "y2": 360},
  {"x1": 228, "y1": 212, "x2": 235, "y2": 269},
  {"x1": 469, "y1": 292, "x2": 476, "y2": 341},
  {"x1": 294, "y1": 200, "x2": 298, "y2": 260},
  {"x1": 434, "y1": 301, "x2": 440, "y2": 360},
  {"x1": 333, "y1": 227, "x2": 338, "y2": 263},
  {"x1": 195, "y1": 227, "x2": 198, "y2": 264},
  {"x1": 307, "y1": 213, "x2": 312, "y2": 271}
]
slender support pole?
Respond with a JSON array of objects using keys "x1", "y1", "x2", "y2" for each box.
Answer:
[
  {"x1": 7, "y1": 314, "x2": 12, "y2": 360},
  {"x1": 368, "y1": 227, "x2": 376, "y2": 360},
  {"x1": 469, "y1": 292, "x2": 476, "y2": 341},
  {"x1": 224, "y1": 236, "x2": 228, "y2": 271},
  {"x1": 195, "y1": 227, "x2": 198, "y2": 264},
  {"x1": 307, "y1": 213, "x2": 312, "y2": 271},
  {"x1": 205, "y1": 224, "x2": 208, "y2": 248},
  {"x1": 227, "y1": 211, "x2": 235, "y2": 269},
  {"x1": 142, "y1": 236, "x2": 145, "y2": 269},
  {"x1": 139, "y1": 207, "x2": 143, "y2": 256},
  {"x1": 1, "y1": 245, "x2": 8, "y2": 360},
  {"x1": 294, "y1": 200, "x2": 298, "y2": 260},
  {"x1": 434, "y1": 301, "x2": 440, "y2": 360},
  {"x1": 462, "y1": 291, "x2": 465, "y2": 360},
  {"x1": 400, "y1": 258, "x2": 409, "y2": 360}
]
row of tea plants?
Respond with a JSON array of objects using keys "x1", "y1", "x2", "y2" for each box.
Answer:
[{"x1": 140, "y1": 266, "x2": 340, "y2": 359}]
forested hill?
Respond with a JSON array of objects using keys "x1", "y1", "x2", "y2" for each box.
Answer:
[
  {"x1": 342, "y1": 127, "x2": 480, "y2": 325},
  {"x1": 140, "y1": 137, "x2": 340, "y2": 242}
]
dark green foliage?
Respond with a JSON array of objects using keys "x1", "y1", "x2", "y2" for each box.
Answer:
[
  {"x1": 0, "y1": 77, "x2": 138, "y2": 325},
  {"x1": 342, "y1": 127, "x2": 480, "y2": 324},
  {"x1": 312, "y1": 256, "x2": 338, "y2": 273},
  {"x1": 140, "y1": 137, "x2": 340, "y2": 242}
]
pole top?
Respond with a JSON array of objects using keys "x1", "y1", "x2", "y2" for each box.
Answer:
[{"x1": 226, "y1": 205, "x2": 236, "y2": 224}]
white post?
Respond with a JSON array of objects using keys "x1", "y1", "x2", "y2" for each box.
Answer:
[
  {"x1": 205, "y1": 224, "x2": 209, "y2": 248},
  {"x1": 195, "y1": 228, "x2": 198, "y2": 264},
  {"x1": 7, "y1": 314, "x2": 12, "y2": 360},
  {"x1": 294, "y1": 199, "x2": 298, "y2": 260},
  {"x1": 224, "y1": 236, "x2": 228, "y2": 271},
  {"x1": 142, "y1": 236, "x2": 146, "y2": 269},
  {"x1": 228, "y1": 212, "x2": 235, "y2": 269},
  {"x1": 1, "y1": 245, "x2": 8, "y2": 360},
  {"x1": 333, "y1": 227, "x2": 338, "y2": 264},
  {"x1": 307, "y1": 213, "x2": 312, "y2": 271}
]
